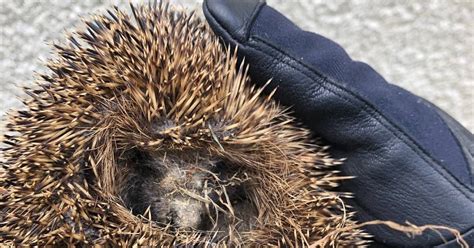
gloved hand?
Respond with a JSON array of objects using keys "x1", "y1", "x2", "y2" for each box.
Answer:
[{"x1": 203, "y1": 0, "x2": 474, "y2": 247}]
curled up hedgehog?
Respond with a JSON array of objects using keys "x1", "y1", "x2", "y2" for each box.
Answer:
[{"x1": 1, "y1": 2, "x2": 395, "y2": 247}]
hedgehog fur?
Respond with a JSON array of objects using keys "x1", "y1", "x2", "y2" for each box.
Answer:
[{"x1": 0, "y1": 2, "x2": 368, "y2": 247}]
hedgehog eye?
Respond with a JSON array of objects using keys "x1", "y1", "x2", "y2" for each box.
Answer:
[{"x1": 213, "y1": 160, "x2": 227, "y2": 171}]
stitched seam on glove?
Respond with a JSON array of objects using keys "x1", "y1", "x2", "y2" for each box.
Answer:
[
  {"x1": 438, "y1": 116, "x2": 474, "y2": 186},
  {"x1": 241, "y1": 2, "x2": 266, "y2": 42}
]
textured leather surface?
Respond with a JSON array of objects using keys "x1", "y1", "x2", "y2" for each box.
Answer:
[{"x1": 203, "y1": 0, "x2": 474, "y2": 246}]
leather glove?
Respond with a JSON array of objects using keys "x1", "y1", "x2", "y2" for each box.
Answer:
[{"x1": 203, "y1": 0, "x2": 474, "y2": 247}]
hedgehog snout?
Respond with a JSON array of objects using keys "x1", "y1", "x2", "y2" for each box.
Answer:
[{"x1": 155, "y1": 164, "x2": 210, "y2": 230}]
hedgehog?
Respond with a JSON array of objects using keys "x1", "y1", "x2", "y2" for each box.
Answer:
[{"x1": 0, "y1": 2, "x2": 369, "y2": 247}]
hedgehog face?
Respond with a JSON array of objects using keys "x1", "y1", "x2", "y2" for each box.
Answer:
[
  {"x1": 120, "y1": 150, "x2": 257, "y2": 235},
  {"x1": 0, "y1": 3, "x2": 367, "y2": 247}
]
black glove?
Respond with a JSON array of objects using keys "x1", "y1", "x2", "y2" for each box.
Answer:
[{"x1": 203, "y1": 0, "x2": 474, "y2": 247}]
